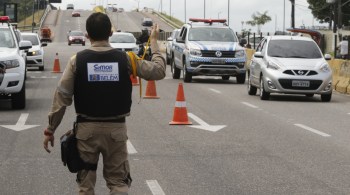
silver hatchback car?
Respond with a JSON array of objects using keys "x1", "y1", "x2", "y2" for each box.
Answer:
[{"x1": 247, "y1": 35, "x2": 332, "y2": 102}]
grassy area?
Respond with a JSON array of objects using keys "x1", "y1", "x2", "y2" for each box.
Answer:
[
  {"x1": 159, "y1": 12, "x2": 184, "y2": 27},
  {"x1": 17, "y1": 10, "x2": 44, "y2": 31}
]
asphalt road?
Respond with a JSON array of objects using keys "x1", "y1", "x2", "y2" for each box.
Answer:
[{"x1": 1, "y1": 9, "x2": 350, "y2": 195}]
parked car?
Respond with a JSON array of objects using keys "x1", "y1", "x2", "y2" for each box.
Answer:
[
  {"x1": 71, "y1": 10, "x2": 80, "y2": 17},
  {"x1": 142, "y1": 18, "x2": 153, "y2": 27},
  {"x1": 247, "y1": 35, "x2": 333, "y2": 102},
  {"x1": 67, "y1": 4, "x2": 74, "y2": 10},
  {"x1": 67, "y1": 30, "x2": 85, "y2": 46},
  {"x1": 21, "y1": 32, "x2": 47, "y2": 71},
  {"x1": 109, "y1": 32, "x2": 139, "y2": 54},
  {"x1": 166, "y1": 29, "x2": 180, "y2": 65},
  {"x1": 0, "y1": 16, "x2": 32, "y2": 109}
]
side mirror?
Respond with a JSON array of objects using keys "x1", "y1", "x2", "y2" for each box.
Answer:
[
  {"x1": 176, "y1": 37, "x2": 184, "y2": 43},
  {"x1": 254, "y1": 51, "x2": 264, "y2": 58},
  {"x1": 239, "y1": 38, "x2": 247, "y2": 47},
  {"x1": 19, "y1": 40, "x2": 32, "y2": 50},
  {"x1": 167, "y1": 37, "x2": 173, "y2": 41},
  {"x1": 136, "y1": 40, "x2": 141, "y2": 44},
  {"x1": 324, "y1": 53, "x2": 332, "y2": 60},
  {"x1": 42, "y1": 42, "x2": 48, "y2": 47}
]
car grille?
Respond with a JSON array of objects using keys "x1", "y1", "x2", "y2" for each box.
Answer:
[
  {"x1": 283, "y1": 70, "x2": 318, "y2": 76},
  {"x1": 278, "y1": 79, "x2": 322, "y2": 90},
  {"x1": 201, "y1": 50, "x2": 235, "y2": 58}
]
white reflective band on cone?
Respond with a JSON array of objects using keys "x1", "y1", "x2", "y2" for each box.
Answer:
[{"x1": 175, "y1": 101, "x2": 186, "y2": 107}]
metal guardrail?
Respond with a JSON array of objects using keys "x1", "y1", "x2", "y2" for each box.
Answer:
[{"x1": 152, "y1": 11, "x2": 181, "y2": 29}]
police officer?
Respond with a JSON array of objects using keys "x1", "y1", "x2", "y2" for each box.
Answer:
[{"x1": 43, "y1": 12, "x2": 165, "y2": 194}]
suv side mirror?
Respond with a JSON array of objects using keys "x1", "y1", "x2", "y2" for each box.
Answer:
[
  {"x1": 254, "y1": 51, "x2": 264, "y2": 58},
  {"x1": 167, "y1": 37, "x2": 173, "y2": 41},
  {"x1": 19, "y1": 40, "x2": 32, "y2": 50},
  {"x1": 42, "y1": 42, "x2": 48, "y2": 47},
  {"x1": 176, "y1": 37, "x2": 184, "y2": 43}
]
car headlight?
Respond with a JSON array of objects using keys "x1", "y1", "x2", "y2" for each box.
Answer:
[
  {"x1": 235, "y1": 50, "x2": 245, "y2": 58},
  {"x1": 69, "y1": 37, "x2": 73, "y2": 41},
  {"x1": 190, "y1": 48, "x2": 202, "y2": 56},
  {"x1": 320, "y1": 63, "x2": 330, "y2": 72},
  {"x1": 32, "y1": 50, "x2": 42, "y2": 56},
  {"x1": 1, "y1": 59, "x2": 20, "y2": 69},
  {"x1": 267, "y1": 60, "x2": 280, "y2": 70}
]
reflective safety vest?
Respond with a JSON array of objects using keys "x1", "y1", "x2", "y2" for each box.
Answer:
[{"x1": 74, "y1": 49, "x2": 132, "y2": 117}]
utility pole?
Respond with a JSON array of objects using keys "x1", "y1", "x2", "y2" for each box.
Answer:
[
  {"x1": 170, "y1": 0, "x2": 172, "y2": 20},
  {"x1": 338, "y1": 0, "x2": 342, "y2": 29},
  {"x1": 283, "y1": 0, "x2": 285, "y2": 33},
  {"x1": 204, "y1": 0, "x2": 206, "y2": 19},
  {"x1": 228, "y1": 0, "x2": 230, "y2": 26},
  {"x1": 184, "y1": 0, "x2": 186, "y2": 22},
  {"x1": 290, "y1": 0, "x2": 295, "y2": 28}
]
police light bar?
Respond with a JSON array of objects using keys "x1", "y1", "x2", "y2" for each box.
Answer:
[
  {"x1": 0, "y1": 16, "x2": 10, "y2": 22},
  {"x1": 189, "y1": 18, "x2": 227, "y2": 24}
]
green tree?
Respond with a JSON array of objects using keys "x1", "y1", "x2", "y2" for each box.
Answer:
[
  {"x1": 307, "y1": 0, "x2": 350, "y2": 27},
  {"x1": 246, "y1": 11, "x2": 271, "y2": 33}
]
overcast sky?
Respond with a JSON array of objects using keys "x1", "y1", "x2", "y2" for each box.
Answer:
[{"x1": 53, "y1": 0, "x2": 326, "y2": 33}]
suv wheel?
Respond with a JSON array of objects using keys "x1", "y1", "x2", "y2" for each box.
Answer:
[
  {"x1": 171, "y1": 60, "x2": 180, "y2": 79},
  {"x1": 236, "y1": 73, "x2": 246, "y2": 84},
  {"x1": 259, "y1": 77, "x2": 270, "y2": 100},
  {"x1": 247, "y1": 72, "x2": 257, "y2": 95},
  {"x1": 321, "y1": 93, "x2": 332, "y2": 102},
  {"x1": 166, "y1": 50, "x2": 170, "y2": 65},
  {"x1": 183, "y1": 64, "x2": 192, "y2": 83},
  {"x1": 12, "y1": 82, "x2": 26, "y2": 109}
]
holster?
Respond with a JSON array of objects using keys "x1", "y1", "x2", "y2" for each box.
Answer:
[{"x1": 60, "y1": 121, "x2": 97, "y2": 173}]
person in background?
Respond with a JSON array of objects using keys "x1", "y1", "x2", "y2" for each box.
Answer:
[
  {"x1": 43, "y1": 12, "x2": 165, "y2": 194},
  {"x1": 337, "y1": 36, "x2": 349, "y2": 59}
]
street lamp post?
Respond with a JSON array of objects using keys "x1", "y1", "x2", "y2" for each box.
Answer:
[
  {"x1": 204, "y1": 0, "x2": 206, "y2": 19},
  {"x1": 227, "y1": 0, "x2": 230, "y2": 25},
  {"x1": 184, "y1": 0, "x2": 186, "y2": 23},
  {"x1": 32, "y1": 0, "x2": 36, "y2": 33},
  {"x1": 170, "y1": 0, "x2": 172, "y2": 20}
]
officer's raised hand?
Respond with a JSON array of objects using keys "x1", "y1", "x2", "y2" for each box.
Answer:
[{"x1": 150, "y1": 24, "x2": 160, "y2": 41}]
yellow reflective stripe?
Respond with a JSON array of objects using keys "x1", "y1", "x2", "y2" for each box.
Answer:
[{"x1": 127, "y1": 51, "x2": 137, "y2": 77}]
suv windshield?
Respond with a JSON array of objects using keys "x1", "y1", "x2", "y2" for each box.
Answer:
[
  {"x1": 0, "y1": 28, "x2": 15, "y2": 48},
  {"x1": 110, "y1": 34, "x2": 135, "y2": 43},
  {"x1": 268, "y1": 40, "x2": 322, "y2": 59},
  {"x1": 22, "y1": 35, "x2": 39, "y2": 45},
  {"x1": 188, "y1": 28, "x2": 237, "y2": 42}
]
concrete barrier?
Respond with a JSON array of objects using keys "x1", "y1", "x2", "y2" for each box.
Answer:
[{"x1": 245, "y1": 48, "x2": 350, "y2": 95}]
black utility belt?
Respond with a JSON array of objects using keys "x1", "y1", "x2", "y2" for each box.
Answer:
[{"x1": 76, "y1": 116, "x2": 125, "y2": 123}]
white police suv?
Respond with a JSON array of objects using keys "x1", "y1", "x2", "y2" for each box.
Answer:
[
  {"x1": 0, "y1": 16, "x2": 32, "y2": 109},
  {"x1": 171, "y1": 18, "x2": 247, "y2": 83}
]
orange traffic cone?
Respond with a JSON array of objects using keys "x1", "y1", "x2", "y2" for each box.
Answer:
[
  {"x1": 52, "y1": 53, "x2": 62, "y2": 73},
  {"x1": 130, "y1": 75, "x2": 139, "y2": 86},
  {"x1": 143, "y1": 80, "x2": 160, "y2": 99},
  {"x1": 169, "y1": 83, "x2": 192, "y2": 125}
]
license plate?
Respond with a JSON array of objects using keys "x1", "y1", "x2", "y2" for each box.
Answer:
[
  {"x1": 75, "y1": 40, "x2": 80, "y2": 42},
  {"x1": 212, "y1": 59, "x2": 225, "y2": 64},
  {"x1": 292, "y1": 80, "x2": 310, "y2": 87}
]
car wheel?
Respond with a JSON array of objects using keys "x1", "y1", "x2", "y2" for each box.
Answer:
[
  {"x1": 260, "y1": 77, "x2": 270, "y2": 100},
  {"x1": 222, "y1": 76, "x2": 230, "y2": 80},
  {"x1": 12, "y1": 82, "x2": 26, "y2": 109},
  {"x1": 166, "y1": 50, "x2": 170, "y2": 65},
  {"x1": 247, "y1": 72, "x2": 257, "y2": 95},
  {"x1": 183, "y1": 64, "x2": 192, "y2": 83},
  {"x1": 82, "y1": 43, "x2": 85, "y2": 46},
  {"x1": 236, "y1": 73, "x2": 246, "y2": 84},
  {"x1": 321, "y1": 93, "x2": 332, "y2": 102},
  {"x1": 68, "y1": 43, "x2": 71, "y2": 46},
  {"x1": 172, "y1": 60, "x2": 180, "y2": 79},
  {"x1": 39, "y1": 66, "x2": 44, "y2": 71}
]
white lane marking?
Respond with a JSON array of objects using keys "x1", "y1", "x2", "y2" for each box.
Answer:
[
  {"x1": 294, "y1": 124, "x2": 331, "y2": 137},
  {"x1": 241, "y1": 101, "x2": 258, "y2": 109},
  {"x1": 188, "y1": 113, "x2": 226, "y2": 132},
  {"x1": 29, "y1": 76, "x2": 58, "y2": 79},
  {"x1": 348, "y1": 113, "x2": 350, "y2": 115},
  {"x1": 146, "y1": 180, "x2": 165, "y2": 195},
  {"x1": 209, "y1": 88, "x2": 221, "y2": 94},
  {"x1": 127, "y1": 140, "x2": 137, "y2": 154}
]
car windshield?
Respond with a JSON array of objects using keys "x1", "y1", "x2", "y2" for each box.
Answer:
[
  {"x1": 188, "y1": 28, "x2": 237, "y2": 42},
  {"x1": 110, "y1": 34, "x2": 135, "y2": 43},
  {"x1": 70, "y1": 31, "x2": 84, "y2": 36},
  {"x1": 22, "y1": 35, "x2": 39, "y2": 45},
  {"x1": 0, "y1": 28, "x2": 15, "y2": 48},
  {"x1": 268, "y1": 40, "x2": 322, "y2": 59}
]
